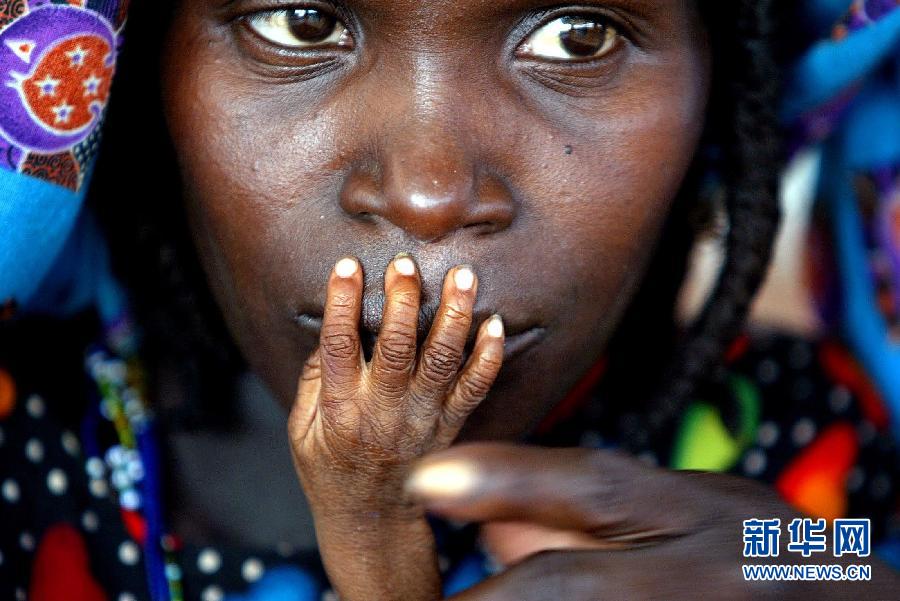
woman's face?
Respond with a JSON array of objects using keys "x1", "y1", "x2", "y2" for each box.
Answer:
[{"x1": 162, "y1": 0, "x2": 710, "y2": 440}]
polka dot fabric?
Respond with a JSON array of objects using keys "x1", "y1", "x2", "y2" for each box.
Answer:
[{"x1": 1, "y1": 320, "x2": 899, "y2": 599}]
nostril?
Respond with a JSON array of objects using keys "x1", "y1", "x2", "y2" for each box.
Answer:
[{"x1": 464, "y1": 221, "x2": 498, "y2": 234}]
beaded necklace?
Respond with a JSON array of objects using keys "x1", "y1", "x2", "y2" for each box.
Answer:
[{"x1": 82, "y1": 317, "x2": 184, "y2": 601}]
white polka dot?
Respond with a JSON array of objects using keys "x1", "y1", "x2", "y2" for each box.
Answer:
[
  {"x1": 756, "y1": 360, "x2": 780, "y2": 385},
  {"x1": 118, "y1": 541, "x2": 140, "y2": 566},
  {"x1": 242, "y1": 557, "x2": 265, "y2": 583},
  {"x1": 26, "y1": 395, "x2": 45, "y2": 418},
  {"x1": 829, "y1": 387, "x2": 852, "y2": 414},
  {"x1": 743, "y1": 450, "x2": 767, "y2": 476},
  {"x1": 791, "y1": 419, "x2": 817, "y2": 447},
  {"x1": 47, "y1": 469, "x2": 68, "y2": 495},
  {"x1": 321, "y1": 591, "x2": 339, "y2": 601},
  {"x1": 86, "y1": 457, "x2": 105, "y2": 479},
  {"x1": 3, "y1": 478, "x2": 20, "y2": 503},
  {"x1": 197, "y1": 548, "x2": 222, "y2": 574},
  {"x1": 15, "y1": 587, "x2": 25, "y2": 601},
  {"x1": 20, "y1": 531, "x2": 35, "y2": 552},
  {"x1": 61, "y1": 431, "x2": 80, "y2": 456},
  {"x1": 89, "y1": 478, "x2": 109, "y2": 498},
  {"x1": 118, "y1": 593, "x2": 137, "y2": 601},
  {"x1": 202, "y1": 585, "x2": 224, "y2": 601},
  {"x1": 757, "y1": 422, "x2": 780, "y2": 448},
  {"x1": 82, "y1": 510, "x2": 99, "y2": 532},
  {"x1": 438, "y1": 554, "x2": 450, "y2": 572},
  {"x1": 848, "y1": 467, "x2": 866, "y2": 492},
  {"x1": 25, "y1": 439, "x2": 44, "y2": 463}
]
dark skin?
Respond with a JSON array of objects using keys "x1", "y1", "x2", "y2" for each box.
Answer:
[{"x1": 161, "y1": 0, "x2": 900, "y2": 598}]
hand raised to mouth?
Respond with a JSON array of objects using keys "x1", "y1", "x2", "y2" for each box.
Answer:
[{"x1": 288, "y1": 253, "x2": 505, "y2": 601}]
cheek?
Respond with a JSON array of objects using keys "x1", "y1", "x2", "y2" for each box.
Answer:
[
  {"x1": 511, "y1": 69, "x2": 708, "y2": 339},
  {"x1": 162, "y1": 21, "x2": 353, "y2": 395}
]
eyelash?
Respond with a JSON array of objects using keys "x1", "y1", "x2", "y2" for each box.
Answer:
[{"x1": 233, "y1": 3, "x2": 634, "y2": 68}]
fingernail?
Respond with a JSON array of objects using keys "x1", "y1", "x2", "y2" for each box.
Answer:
[
  {"x1": 335, "y1": 258, "x2": 358, "y2": 278},
  {"x1": 406, "y1": 461, "x2": 478, "y2": 500},
  {"x1": 454, "y1": 266, "x2": 475, "y2": 292},
  {"x1": 394, "y1": 254, "x2": 416, "y2": 277},
  {"x1": 487, "y1": 315, "x2": 504, "y2": 339}
]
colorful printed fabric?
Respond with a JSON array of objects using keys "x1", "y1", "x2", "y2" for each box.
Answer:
[
  {"x1": 0, "y1": 0, "x2": 126, "y2": 314},
  {"x1": 1, "y1": 319, "x2": 897, "y2": 601}
]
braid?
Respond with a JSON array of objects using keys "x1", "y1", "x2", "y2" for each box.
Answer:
[{"x1": 638, "y1": 0, "x2": 783, "y2": 443}]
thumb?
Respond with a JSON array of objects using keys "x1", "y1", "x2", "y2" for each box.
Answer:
[{"x1": 405, "y1": 443, "x2": 699, "y2": 545}]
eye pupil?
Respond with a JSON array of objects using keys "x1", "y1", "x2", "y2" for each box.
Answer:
[
  {"x1": 559, "y1": 17, "x2": 608, "y2": 57},
  {"x1": 287, "y1": 9, "x2": 337, "y2": 43}
]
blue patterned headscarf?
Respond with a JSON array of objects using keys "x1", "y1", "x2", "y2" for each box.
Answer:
[
  {"x1": 783, "y1": 1, "x2": 900, "y2": 436},
  {"x1": 0, "y1": 0, "x2": 127, "y2": 324}
]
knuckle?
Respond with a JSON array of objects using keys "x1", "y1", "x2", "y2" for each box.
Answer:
[
  {"x1": 376, "y1": 330, "x2": 417, "y2": 370},
  {"x1": 329, "y1": 292, "x2": 357, "y2": 310},
  {"x1": 388, "y1": 291, "x2": 420, "y2": 312},
  {"x1": 456, "y1": 370, "x2": 493, "y2": 402},
  {"x1": 568, "y1": 452, "x2": 628, "y2": 523},
  {"x1": 368, "y1": 378, "x2": 408, "y2": 401},
  {"x1": 443, "y1": 302, "x2": 471, "y2": 324},
  {"x1": 420, "y1": 342, "x2": 463, "y2": 383},
  {"x1": 321, "y1": 328, "x2": 359, "y2": 361}
]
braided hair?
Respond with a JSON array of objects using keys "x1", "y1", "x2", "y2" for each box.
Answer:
[
  {"x1": 623, "y1": 0, "x2": 785, "y2": 447},
  {"x1": 93, "y1": 0, "x2": 786, "y2": 438}
]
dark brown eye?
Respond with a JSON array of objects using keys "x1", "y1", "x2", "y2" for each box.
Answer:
[
  {"x1": 247, "y1": 8, "x2": 352, "y2": 49},
  {"x1": 287, "y1": 9, "x2": 337, "y2": 43},
  {"x1": 559, "y1": 17, "x2": 609, "y2": 57},
  {"x1": 520, "y1": 15, "x2": 618, "y2": 61}
]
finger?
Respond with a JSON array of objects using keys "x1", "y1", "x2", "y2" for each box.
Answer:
[
  {"x1": 410, "y1": 265, "x2": 477, "y2": 406},
  {"x1": 319, "y1": 257, "x2": 365, "y2": 400},
  {"x1": 289, "y1": 348, "x2": 323, "y2": 446},
  {"x1": 367, "y1": 253, "x2": 421, "y2": 402},
  {"x1": 480, "y1": 521, "x2": 602, "y2": 567},
  {"x1": 447, "y1": 551, "x2": 617, "y2": 601},
  {"x1": 448, "y1": 547, "x2": 723, "y2": 601},
  {"x1": 435, "y1": 315, "x2": 504, "y2": 445},
  {"x1": 405, "y1": 444, "x2": 697, "y2": 541}
]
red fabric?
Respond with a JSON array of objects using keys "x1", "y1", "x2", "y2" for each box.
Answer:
[
  {"x1": 776, "y1": 423, "x2": 858, "y2": 521},
  {"x1": 819, "y1": 342, "x2": 890, "y2": 430},
  {"x1": 725, "y1": 334, "x2": 751, "y2": 364},
  {"x1": 535, "y1": 357, "x2": 608, "y2": 435},
  {"x1": 29, "y1": 523, "x2": 107, "y2": 601}
]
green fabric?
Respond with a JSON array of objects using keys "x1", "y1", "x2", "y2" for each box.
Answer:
[{"x1": 670, "y1": 375, "x2": 761, "y2": 472}]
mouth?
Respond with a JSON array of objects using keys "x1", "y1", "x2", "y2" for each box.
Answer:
[{"x1": 293, "y1": 310, "x2": 545, "y2": 364}]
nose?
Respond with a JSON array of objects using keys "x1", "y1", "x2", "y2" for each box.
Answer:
[{"x1": 340, "y1": 127, "x2": 515, "y2": 242}]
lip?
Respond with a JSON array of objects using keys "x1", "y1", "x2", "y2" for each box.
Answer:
[{"x1": 293, "y1": 312, "x2": 546, "y2": 363}]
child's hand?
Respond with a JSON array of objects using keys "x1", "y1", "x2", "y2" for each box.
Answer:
[{"x1": 288, "y1": 255, "x2": 505, "y2": 601}]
